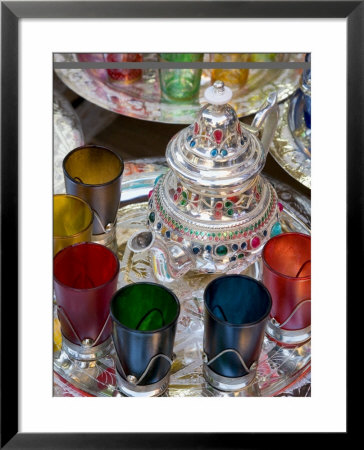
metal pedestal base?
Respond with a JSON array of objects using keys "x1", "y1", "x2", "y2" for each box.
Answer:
[
  {"x1": 203, "y1": 363, "x2": 256, "y2": 392},
  {"x1": 62, "y1": 335, "x2": 113, "y2": 362},
  {"x1": 115, "y1": 369, "x2": 170, "y2": 397},
  {"x1": 266, "y1": 318, "x2": 311, "y2": 346},
  {"x1": 92, "y1": 225, "x2": 117, "y2": 254}
]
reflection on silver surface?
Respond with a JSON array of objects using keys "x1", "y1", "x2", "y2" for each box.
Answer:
[
  {"x1": 269, "y1": 93, "x2": 311, "y2": 189},
  {"x1": 54, "y1": 53, "x2": 304, "y2": 124}
]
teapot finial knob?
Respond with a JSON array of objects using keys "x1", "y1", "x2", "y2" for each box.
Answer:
[{"x1": 204, "y1": 80, "x2": 232, "y2": 105}]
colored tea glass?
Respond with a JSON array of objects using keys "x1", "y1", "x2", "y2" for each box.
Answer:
[
  {"x1": 262, "y1": 232, "x2": 311, "y2": 345},
  {"x1": 203, "y1": 275, "x2": 272, "y2": 391},
  {"x1": 53, "y1": 194, "x2": 93, "y2": 256},
  {"x1": 159, "y1": 53, "x2": 203, "y2": 102},
  {"x1": 110, "y1": 282, "x2": 180, "y2": 396},
  {"x1": 211, "y1": 53, "x2": 250, "y2": 88},
  {"x1": 54, "y1": 242, "x2": 120, "y2": 360},
  {"x1": 104, "y1": 53, "x2": 143, "y2": 85},
  {"x1": 63, "y1": 145, "x2": 123, "y2": 247}
]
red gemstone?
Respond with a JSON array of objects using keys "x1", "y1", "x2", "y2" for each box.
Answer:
[
  {"x1": 251, "y1": 236, "x2": 261, "y2": 248},
  {"x1": 178, "y1": 236, "x2": 183, "y2": 243},
  {"x1": 215, "y1": 237, "x2": 219, "y2": 241},
  {"x1": 215, "y1": 210, "x2": 223, "y2": 219},
  {"x1": 278, "y1": 202, "x2": 284, "y2": 212},
  {"x1": 213, "y1": 129, "x2": 223, "y2": 144},
  {"x1": 177, "y1": 187, "x2": 182, "y2": 194},
  {"x1": 227, "y1": 196, "x2": 239, "y2": 204},
  {"x1": 215, "y1": 202, "x2": 223, "y2": 210},
  {"x1": 194, "y1": 122, "x2": 199, "y2": 135},
  {"x1": 237, "y1": 122, "x2": 241, "y2": 134},
  {"x1": 173, "y1": 194, "x2": 178, "y2": 201},
  {"x1": 148, "y1": 190, "x2": 153, "y2": 199}
]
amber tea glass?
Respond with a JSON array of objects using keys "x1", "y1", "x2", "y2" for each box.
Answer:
[
  {"x1": 63, "y1": 145, "x2": 124, "y2": 236},
  {"x1": 53, "y1": 194, "x2": 93, "y2": 256},
  {"x1": 211, "y1": 53, "x2": 250, "y2": 88}
]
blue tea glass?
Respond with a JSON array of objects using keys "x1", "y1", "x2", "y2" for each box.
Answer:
[{"x1": 204, "y1": 275, "x2": 272, "y2": 379}]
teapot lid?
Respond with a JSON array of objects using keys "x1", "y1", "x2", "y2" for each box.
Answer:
[{"x1": 166, "y1": 81, "x2": 266, "y2": 193}]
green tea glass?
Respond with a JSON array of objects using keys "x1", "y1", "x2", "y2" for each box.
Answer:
[
  {"x1": 110, "y1": 282, "x2": 180, "y2": 388},
  {"x1": 159, "y1": 53, "x2": 204, "y2": 102}
]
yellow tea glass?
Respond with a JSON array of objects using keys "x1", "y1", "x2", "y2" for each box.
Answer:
[
  {"x1": 53, "y1": 194, "x2": 93, "y2": 256},
  {"x1": 211, "y1": 54, "x2": 250, "y2": 88}
]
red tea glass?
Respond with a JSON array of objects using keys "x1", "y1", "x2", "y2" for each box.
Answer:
[
  {"x1": 262, "y1": 232, "x2": 311, "y2": 345},
  {"x1": 104, "y1": 53, "x2": 143, "y2": 85},
  {"x1": 54, "y1": 242, "x2": 120, "y2": 361}
]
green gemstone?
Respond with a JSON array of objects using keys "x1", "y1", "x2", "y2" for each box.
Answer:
[
  {"x1": 149, "y1": 212, "x2": 155, "y2": 223},
  {"x1": 223, "y1": 232, "x2": 227, "y2": 237},
  {"x1": 180, "y1": 200, "x2": 186, "y2": 206},
  {"x1": 218, "y1": 233, "x2": 221, "y2": 237},
  {"x1": 235, "y1": 231, "x2": 238, "y2": 235},
  {"x1": 184, "y1": 227, "x2": 188, "y2": 232},
  {"x1": 212, "y1": 233, "x2": 216, "y2": 237},
  {"x1": 227, "y1": 209, "x2": 234, "y2": 216},
  {"x1": 182, "y1": 191, "x2": 187, "y2": 199},
  {"x1": 238, "y1": 253, "x2": 245, "y2": 259},
  {"x1": 216, "y1": 245, "x2": 228, "y2": 256},
  {"x1": 225, "y1": 201, "x2": 232, "y2": 208}
]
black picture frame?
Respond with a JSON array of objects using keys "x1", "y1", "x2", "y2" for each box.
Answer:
[{"x1": 1, "y1": 1, "x2": 358, "y2": 448}]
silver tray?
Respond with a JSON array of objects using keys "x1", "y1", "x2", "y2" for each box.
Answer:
[
  {"x1": 53, "y1": 91, "x2": 84, "y2": 194},
  {"x1": 54, "y1": 160, "x2": 311, "y2": 397},
  {"x1": 54, "y1": 53, "x2": 304, "y2": 124},
  {"x1": 270, "y1": 90, "x2": 311, "y2": 189}
]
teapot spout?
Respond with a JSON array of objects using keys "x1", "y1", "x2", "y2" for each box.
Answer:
[
  {"x1": 127, "y1": 230, "x2": 193, "y2": 283},
  {"x1": 251, "y1": 91, "x2": 279, "y2": 158}
]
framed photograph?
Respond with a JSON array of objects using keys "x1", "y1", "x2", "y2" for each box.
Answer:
[{"x1": 1, "y1": 1, "x2": 358, "y2": 448}]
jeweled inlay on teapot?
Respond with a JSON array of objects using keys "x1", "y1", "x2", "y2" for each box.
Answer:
[{"x1": 129, "y1": 81, "x2": 282, "y2": 282}]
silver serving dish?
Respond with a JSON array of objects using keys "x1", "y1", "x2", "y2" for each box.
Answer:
[{"x1": 129, "y1": 81, "x2": 281, "y2": 282}]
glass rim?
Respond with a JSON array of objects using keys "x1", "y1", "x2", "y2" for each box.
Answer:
[
  {"x1": 53, "y1": 194, "x2": 94, "y2": 239},
  {"x1": 262, "y1": 232, "x2": 311, "y2": 281},
  {"x1": 53, "y1": 242, "x2": 120, "y2": 292},
  {"x1": 110, "y1": 282, "x2": 180, "y2": 335},
  {"x1": 204, "y1": 274, "x2": 272, "y2": 328},
  {"x1": 63, "y1": 144, "x2": 124, "y2": 188}
]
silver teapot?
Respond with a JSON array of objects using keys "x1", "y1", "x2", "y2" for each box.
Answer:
[{"x1": 129, "y1": 81, "x2": 282, "y2": 282}]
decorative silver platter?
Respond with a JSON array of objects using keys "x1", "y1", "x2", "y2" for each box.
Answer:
[
  {"x1": 54, "y1": 159, "x2": 311, "y2": 397},
  {"x1": 53, "y1": 91, "x2": 84, "y2": 194},
  {"x1": 54, "y1": 53, "x2": 304, "y2": 124},
  {"x1": 269, "y1": 90, "x2": 311, "y2": 189}
]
